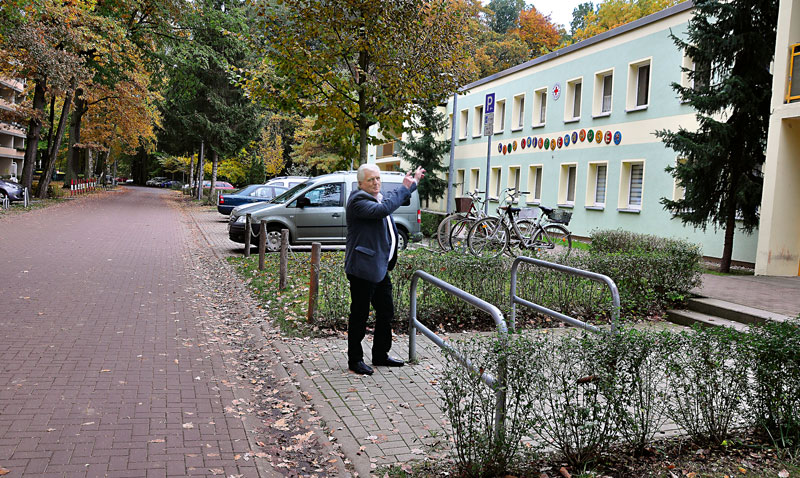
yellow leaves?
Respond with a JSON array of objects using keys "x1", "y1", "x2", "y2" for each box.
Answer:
[{"x1": 573, "y1": 0, "x2": 681, "y2": 42}]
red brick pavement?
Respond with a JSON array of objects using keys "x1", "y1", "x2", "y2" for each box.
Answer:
[{"x1": 0, "y1": 188, "x2": 260, "y2": 477}]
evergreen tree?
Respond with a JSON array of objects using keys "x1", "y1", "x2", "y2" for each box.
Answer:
[
  {"x1": 397, "y1": 105, "x2": 450, "y2": 207},
  {"x1": 656, "y1": 0, "x2": 778, "y2": 272}
]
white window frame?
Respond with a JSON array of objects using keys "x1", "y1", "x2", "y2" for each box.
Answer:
[
  {"x1": 526, "y1": 165, "x2": 543, "y2": 204},
  {"x1": 618, "y1": 160, "x2": 645, "y2": 212},
  {"x1": 459, "y1": 109, "x2": 468, "y2": 140},
  {"x1": 558, "y1": 163, "x2": 578, "y2": 207},
  {"x1": 456, "y1": 169, "x2": 466, "y2": 195},
  {"x1": 585, "y1": 162, "x2": 608, "y2": 209},
  {"x1": 490, "y1": 166, "x2": 502, "y2": 200},
  {"x1": 564, "y1": 77, "x2": 582, "y2": 123},
  {"x1": 593, "y1": 68, "x2": 614, "y2": 117},
  {"x1": 511, "y1": 94, "x2": 525, "y2": 131},
  {"x1": 532, "y1": 87, "x2": 547, "y2": 127},
  {"x1": 626, "y1": 58, "x2": 652, "y2": 111},
  {"x1": 472, "y1": 105, "x2": 483, "y2": 137},
  {"x1": 494, "y1": 99, "x2": 506, "y2": 134},
  {"x1": 469, "y1": 168, "x2": 480, "y2": 194}
]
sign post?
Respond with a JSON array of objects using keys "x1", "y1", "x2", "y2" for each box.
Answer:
[{"x1": 483, "y1": 93, "x2": 495, "y2": 214}]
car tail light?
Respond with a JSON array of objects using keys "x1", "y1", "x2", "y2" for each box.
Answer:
[
  {"x1": 219, "y1": 196, "x2": 224, "y2": 204},
  {"x1": 417, "y1": 209, "x2": 421, "y2": 224}
]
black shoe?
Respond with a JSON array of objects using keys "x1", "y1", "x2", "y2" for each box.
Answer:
[
  {"x1": 373, "y1": 356, "x2": 405, "y2": 367},
  {"x1": 348, "y1": 361, "x2": 374, "y2": 375}
]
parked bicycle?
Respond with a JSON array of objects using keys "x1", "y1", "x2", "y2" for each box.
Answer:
[
  {"x1": 436, "y1": 189, "x2": 489, "y2": 252},
  {"x1": 466, "y1": 188, "x2": 573, "y2": 259}
]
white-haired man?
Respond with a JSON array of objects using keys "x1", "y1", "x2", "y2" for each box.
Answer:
[{"x1": 344, "y1": 164, "x2": 425, "y2": 375}]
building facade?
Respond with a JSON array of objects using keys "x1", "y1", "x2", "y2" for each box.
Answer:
[
  {"x1": 0, "y1": 78, "x2": 26, "y2": 181},
  {"x1": 370, "y1": 1, "x2": 765, "y2": 265}
]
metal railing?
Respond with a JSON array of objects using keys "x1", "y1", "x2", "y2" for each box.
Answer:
[
  {"x1": 509, "y1": 256, "x2": 621, "y2": 334},
  {"x1": 408, "y1": 270, "x2": 508, "y2": 438}
]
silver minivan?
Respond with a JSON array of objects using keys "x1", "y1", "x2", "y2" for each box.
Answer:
[{"x1": 228, "y1": 171, "x2": 423, "y2": 251}]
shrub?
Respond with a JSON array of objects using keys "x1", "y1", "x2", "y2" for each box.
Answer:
[
  {"x1": 743, "y1": 319, "x2": 800, "y2": 448},
  {"x1": 421, "y1": 210, "x2": 445, "y2": 238},
  {"x1": 664, "y1": 326, "x2": 748, "y2": 444}
]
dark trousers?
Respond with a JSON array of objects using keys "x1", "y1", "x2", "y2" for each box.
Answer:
[{"x1": 347, "y1": 273, "x2": 394, "y2": 365}]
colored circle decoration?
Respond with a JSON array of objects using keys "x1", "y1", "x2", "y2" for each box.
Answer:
[
  {"x1": 580, "y1": 129, "x2": 586, "y2": 142},
  {"x1": 508, "y1": 143, "x2": 512, "y2": 153},
  {"x1": 502, "y1": 144, "x2": 507, "y2": 155},
  {"x1": 512, "y1": 141, "x2": 517, "y2": 151},
  {"x1": 538, "y1": 138, "x2": 543, "y2": 149},
  {"x1": 498, "y1": 143, "x2": 503, "y2": 153},
  {"x1": 571, "y1": 131, "x2": 578, "y2": 144},
  {"x1": 527, "y1": 137, "x2": 532, "y2": 147},
  {"x1": 587, "y1": 129, "x2": 594, "y2": 142},
  {"x1": 530, "y1": 137, "x2": 535, "y2": 148},
  {"x1": 520, "y1": 139, "x2": 525, "y2": 149},
  {"x1": 596, "y1": 129, "x2": 603, "y2": 143},
  {"x1": 544, "y1": 138, "x2": 549, "y2": 149},
  {"x1": 604, "y1": 131, "x2": 612, "y2": 144},
  {"x1": 550, "y1": 139, "x2": 556, "y2": 150},
  {"x1": 564, "y1": 134, "x2": 570, "y2": 147},
  {"x1": 557, "y1": 136, "x2": 563, "y2": 148},
  {"x1": 613, "y1": 131, "x2": 622, "y2": 145}
]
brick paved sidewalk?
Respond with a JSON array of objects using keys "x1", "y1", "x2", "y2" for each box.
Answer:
[{"x1": 0, "y1": 188, "x2": 262, "y2": 477}]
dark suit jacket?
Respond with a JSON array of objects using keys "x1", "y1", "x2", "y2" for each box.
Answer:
[{"x1": 345, "y1": 183, "x2": 416, "y2": 283}]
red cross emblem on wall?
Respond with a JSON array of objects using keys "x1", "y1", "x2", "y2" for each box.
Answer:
[{"x1": 552, "y1": 83, "x2": 561, "y2": 100}]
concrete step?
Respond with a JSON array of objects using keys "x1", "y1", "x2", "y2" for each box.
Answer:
[
  {"x1": 666, "y1": 309, "x2": 749, "y2": 332},
  {"x1": 686, "y1": 297, "x2": 791, "y2": 326}
]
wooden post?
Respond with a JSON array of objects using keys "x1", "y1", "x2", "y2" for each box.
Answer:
[
  {"x1": 306, "y1": 242, "x2": 321, "y2": 322},
  {"x1": 279, "y1": 229, "x2": 289, "y2": 290},
  {"x1": 258, "y1": 221, "x2": 267, "y2": 270},
  {"x1": 244, "y1": 213, "x2": 251, "y2": 257}
]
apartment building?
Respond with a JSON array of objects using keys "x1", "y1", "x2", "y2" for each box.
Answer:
[{"x1": 0, "y1": 78, "x2": 26, "y2": 181}]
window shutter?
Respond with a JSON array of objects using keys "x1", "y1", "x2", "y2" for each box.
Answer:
[
  {"x1": 595, "y1": 165, "x2": 607, "y2": 204},
  {"x1": 629, "y1": 164, "x2": 644, "y2": 206}
]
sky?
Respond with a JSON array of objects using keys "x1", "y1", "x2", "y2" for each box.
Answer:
[{"x1": 531, "y1": 0, "x2": 588, "y2": 30}]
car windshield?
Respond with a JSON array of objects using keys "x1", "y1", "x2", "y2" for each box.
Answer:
[
  {"x1": 271, "y1": 181, "x2": 311, "y2": 204},
  {"x1": 234, "y1": 185, "x2": 259, "y2": 196}
]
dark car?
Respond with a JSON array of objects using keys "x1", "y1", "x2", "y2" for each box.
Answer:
[
  {"x1": 0, "y1": 179, "x2": 25, "y2": 202},
  {"x1": 217, "y1": 184, "x2": 288, "y2": 215}
]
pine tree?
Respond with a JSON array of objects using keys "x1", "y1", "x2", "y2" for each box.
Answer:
[
  {"x1": 656, "y1": 0, "x2": 778, "y2": 272},
  {"x1": 397, "y1": 105, "x2": 450, "y2": 208}
]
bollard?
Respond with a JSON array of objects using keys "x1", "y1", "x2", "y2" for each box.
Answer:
[
  {"x1": 279, "y1": 229, "x2": 289, "y2": 290},
  {"x1": 306, "y1": 242, "x2": 321, "y2": 322},
  {"x1": 258, "y1": 221, "x2": 267, "y2": 270},
  {"x1": 70, "y1": 180, "x2": 74, "y2": 197},
  {"x1": 23, "y1": 187, "x2": 29, "y2": 208},
  {"x1": 244, "y1": 213, "x2": 252, "y2": 257}
]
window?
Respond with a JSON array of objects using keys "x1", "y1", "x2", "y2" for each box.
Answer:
[
  {"x1": 593, "y1": 69, "x2": 613, "y2": 116},
  {"x1": 585, "y1": 162, "x2": 607, "y2": 209},
  {"x1": 672, "y1": 158, "x2": 686, "y2": 201},
  {"x1": 558, "y1": 163, "x2": 578, "y2": 207},
  {"x1": 508, "y1": 166, "x2": 521, "y2": 194},
  {"x1": 627, "y1": 59, "x2": 651, "y2": 111},
  {"x1": 565, "y1": 78, "x2": 582, "y2": 122},
  {"x1": 618, "y1": 161, "x2": 645, "y2": 211},
  {"x1": 681, "y1": 50, "x2": 711, "y2": 94},
  {"x1": 447, "y1": 113, "x2": 453, "y2": 138},
  {"x1": 494, "y1": 99, "x2": 506, "y2": 133},
  {"x1": 527, "y1": 165, "x2": 542, "y2": 203},
  {"x1": 456, "y1": 169, "x2": 465, "y2": 195},
  {"x1": 473, "y1": 105, "x2": 483, "y2": 137},
  {"x1": 532, "y1": 88, "x2": 547, "y2": 127},
  {"x1": 512, "y1": 94, "x2": 525, "y2": 130},
  {"x1": 459, "y1": 109, "x2": 468, "y2": 139},
  {"x1": 470, "y1": 168, "x2": 480, "y2": 193},
  {"x1": 302, "y1": 183, "x2": 343, "y2": 207},
  {"x1": 490, "y1": 166, "x2": 501, "y2": 199}
]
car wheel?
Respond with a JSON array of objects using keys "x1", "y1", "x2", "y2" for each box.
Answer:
[
  {"x1": 397, "y1": 228, "x2": 409, "y2": 250},
  {"x1": 266, "y1": 228, "x2": 283, "y2": 252}
]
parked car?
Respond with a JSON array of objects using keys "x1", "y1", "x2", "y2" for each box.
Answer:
[
  {"x1": 146, "y1": 177, "x2": 167, "y2": 186},
  {"x1": 162, "y1": 180, "x2": 184, "y2": 189},
  {"x1": 265, "y1": 176, "x2": 310, "y2": 189},
  {"x1": 0, "y1": 178, "x2": 25, "y2": 202},
  {"x1": 228, "y1": 171, "x2": 423, "y2": 251},
  {"x1": 201, "y1": 180, "x2": 235, "y2": 191},
  {"x1": 217, "y1": 184, "x2": 287, "y2": 215}
]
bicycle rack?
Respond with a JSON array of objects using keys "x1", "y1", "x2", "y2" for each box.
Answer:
[
  {"x1": 509, "y1": 256, "x2": 621, "y2": 334},
  {"x1": 408, "y1": 270, "x2": 508, "y2": 439}
]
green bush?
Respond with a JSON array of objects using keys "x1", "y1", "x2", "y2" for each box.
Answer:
[
  {"x1": 664, "y1": 326, "x2": 748, "y2": 445},
  {"x1": 421, "y1": 210, "x2": 446, "y2": 238},
  {"x1": 744, "y1": 319, "x2": 800, "y2": 448}
]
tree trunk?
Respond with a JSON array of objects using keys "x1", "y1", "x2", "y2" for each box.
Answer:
[
  {"x1": 188, "y1": 153, "x2": 194, "y2": 195},
  {"x1": 357, "y1": 48, "x2": 369, "y2": 166},
  {"x1": 21, "y1": 78, "x2": 47, "y2": 191},
  {"x1": 64, "y1": 89, "x2": 85, "y2": 186},
  {"x1": 37, "y1": 83, "x2": 76, "y2": 199},
  {"x1": 86, "y1": 149, "x2": 94, "y2": 179},
  {"x1": 720, "y1": 181, "x2": 739, "y2": 273},
  {"x1": 209, "y1": 149, "x2": 218, "y2": 205}
]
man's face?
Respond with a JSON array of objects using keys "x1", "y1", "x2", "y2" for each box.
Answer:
[{"x1": 359, "y1": 168, "x2": 381, "y2": 198}]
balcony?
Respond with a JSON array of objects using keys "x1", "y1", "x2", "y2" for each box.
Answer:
[{"x1": 376, "y1": 141, "x2": 398, "y2": 159}]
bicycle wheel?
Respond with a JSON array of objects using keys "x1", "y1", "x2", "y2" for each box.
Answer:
[
  {"x1": 533, "y1": 224, "x2": 572, "y2": 255},
  {"x1": 468, "y1": 217, "x2": 509, "y2": 258},
  {"x1": 436, "y1": 213, "x2": 465, "y2": 251},
  {"x1": 508, "y1": 219, "x2": 536, "y2": 257},
  {"x1": 448, "y1": 217, "x2": 474, "y2": 252}
]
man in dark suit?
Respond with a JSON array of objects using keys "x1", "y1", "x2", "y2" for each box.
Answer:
[{"x1": 345, "y1": 164, "x2": 425, "y2": 375}]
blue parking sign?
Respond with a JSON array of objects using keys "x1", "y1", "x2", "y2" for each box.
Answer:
[{"x1": 485, "y1": 93, "x2": 495, "y2": 114}]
